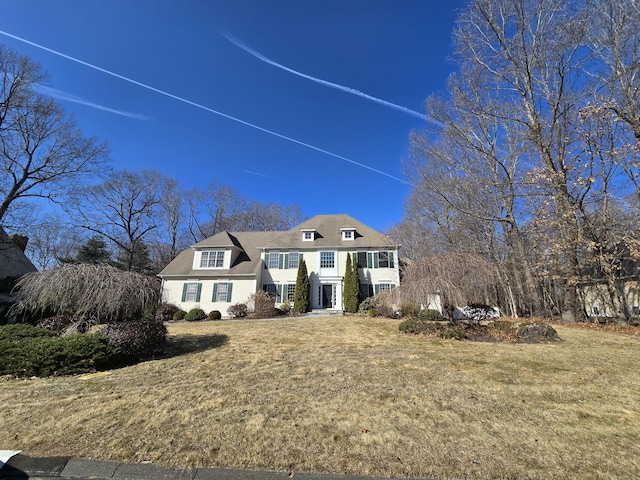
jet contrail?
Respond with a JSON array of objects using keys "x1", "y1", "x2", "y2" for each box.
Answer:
[
  {"x1": 0, "y1": 30, "x2": 409, "y2": 185},
  {"x1": 36, "y1": 85, "x2": 151, "y2": 120},
  {"x1": 223, "y1": 33, "x2": 437, "y2": 124}
]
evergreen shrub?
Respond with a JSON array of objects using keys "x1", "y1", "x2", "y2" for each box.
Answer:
[
  {"x1": 184, "y1": 307, "x2": 207, "y2": 322},
  {"x1": 173, "y1": 309, "x2": 187, "y2": 321},
  {"x1": 208, "y1": 310, "x2": 222, "y2": 320}
]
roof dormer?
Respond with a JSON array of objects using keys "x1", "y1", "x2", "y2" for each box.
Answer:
[
  {"x1": 301, "y1": 228, "x2": 316, "y2": 242},
  {"x1": 340, "y1": 227, "x2": 356, "y2": 241}
]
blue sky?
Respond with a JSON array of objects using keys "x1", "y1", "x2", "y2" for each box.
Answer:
[{"x1": 1, "y1": 0, "x2": 465, "y2": 232}]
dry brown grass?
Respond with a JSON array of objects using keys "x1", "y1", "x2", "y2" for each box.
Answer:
[{"x1": 1, "y1": 317, "x2": 639, "y2": 479}]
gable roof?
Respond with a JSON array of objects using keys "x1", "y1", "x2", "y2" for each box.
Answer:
[
  {"x1": 261, "y1": 214, "x2": 397, "y2": 249},
  {"x1": 159, "y1": 230, "x2": 280, "y2": 278},
  {"x1": 0, "y1": 226, "x2": 37, "y2": 281}
]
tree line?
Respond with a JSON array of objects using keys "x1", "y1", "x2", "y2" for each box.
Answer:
[
  {"x1": 393, "y1": 0, "x2": 639, "y2": 321},
  {"x1": 0, "y1": 44, "x2": 301, "y2": 273}
]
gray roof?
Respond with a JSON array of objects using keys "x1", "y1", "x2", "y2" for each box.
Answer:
[
  {"x1": 0, "y1": 226, "x2": 37, "y2": 281},
  {"x1": 158, "y1": 230, "x2": 280, "y2": 278},
  {"x1": 158, "y1": 214, "x2": 397, "y2": 278},
  {"x1": 261, "y1": 214, "x2": 397, "y2": 249}
]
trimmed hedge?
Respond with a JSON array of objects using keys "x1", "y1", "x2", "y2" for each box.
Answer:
[
  {"x1": 185, "y1": 307, "x2": 207, "y2": 322},
  {"x1": 100, "y1": 320, "x2": 167, "y2": 360},
  {"x1": 208, "y1": 310, "x2": 222, "y2": 320},
  {"x1": 0, "y1": 324, "x2": 119, "y2": 377}
]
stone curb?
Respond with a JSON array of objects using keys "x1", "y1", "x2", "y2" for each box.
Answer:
[{"x1": 0, "y1": 455, "x2": 436, "y2": 480}]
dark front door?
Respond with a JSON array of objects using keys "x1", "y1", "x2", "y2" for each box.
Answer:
[{"x1": 322, "y1": 284, "x2": 333, "y2": 308}]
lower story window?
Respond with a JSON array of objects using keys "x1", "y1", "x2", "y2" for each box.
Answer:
[
  {"x1": 591, "y1": 305, "x2": 600, "y2": 316},
  {"x1": 182, "y1": 282, "x2": 201, "y2": 302},
  {"x1": 378, "y1": 283, "x2": 393, "y2": 293},
  {"x1": 286, "y1": 284, "x2": 296, "y2": 301},
  {"x1": 216, "y1": 283, "x2": 228, "y2": 302},
  {"x1": 263, "y1": 283, "x2": 277, "y2": 297}
]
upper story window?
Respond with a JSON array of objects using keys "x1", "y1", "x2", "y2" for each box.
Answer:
[
  {"x1": 288, "y1": 252, "x2": 300, "y2": 269},
  {"x1": 200, "y1": 250, "x2": 224, "y2": 268},
  {"x1": 378, "y1": 251, "x2": 389, "y2": 268},
  {"x1": 268, "y1": 251, "x2": 281, "y2": 269},
  {"x1": 320, "y1": 251, "x2": 335, "y2": 268},
  {"x1": 301, "y1": 229, "x2": 316, "y2": 241},
  {"x1": 341, "y1": 227, "x2": 356, "y2": 241}
]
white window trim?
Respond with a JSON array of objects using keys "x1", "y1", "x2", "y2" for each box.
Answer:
[
  {"x1": 198, "y1": 250, "x2": 225, "y2": 269},
  {"x1": 340, "y1": 227, "x2": 356, "y2": 241},
  {"x1": 301, "y1": 228, "x2": 316, "y2": 241}
]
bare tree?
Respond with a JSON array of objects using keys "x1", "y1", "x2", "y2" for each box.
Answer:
[
  {"x1": 69, "y1": 169, "x2": 163, "y2": 272},
  {"x1": 0, "y1": 46, "x2": 109, "y2": 225}
]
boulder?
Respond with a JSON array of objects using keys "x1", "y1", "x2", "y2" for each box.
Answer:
[{"x1": 515, "y1": 323, "x2": 561, "y2": 343}]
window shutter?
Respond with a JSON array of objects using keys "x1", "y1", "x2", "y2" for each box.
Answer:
[
  {"x1": 389, "y1": 252, "x2": 395, "y2": 268},
  {"x1": 373, "y1": 252, "x2": 379, "y2": 268},
  {"x1": 374, "y1": 284, "x2": 380, "y2": 295},
  {"x1": 276, "y1": 284, "x2": 282, "y2": 302},
  {"x1": 195, "y1": 283, "x2": 202, "y2": 302},
  {"x1": 299, "y1": 253, "x2": 303, "y2": 261},
  {"x1": 278, "y1": 253, "x2": 284, "y2": 269},
  {"x1": 181, "y1": 283, "x2": 188, "y2": 302},
  {"x1": 391, "y1": 284, "x2": 396, "y2": 289},
  {"x1": 264, "y1": 252, "x2": 269, "y2": 268},
  {"x1": 212, "y1": 283, "x2": 218, "y2": 302},
  {"x1": 352, "y1": 252, "x2": 357, "y2": 265},
  {"x1": 284, "y1": 254, "x2": 289, "y2": 269},
  {"x1": 367, "y1": 252, "x2": 372, "y2": 268},
  {"x1": 226, "y1": 283, "x2": 233, "y2": 302}
]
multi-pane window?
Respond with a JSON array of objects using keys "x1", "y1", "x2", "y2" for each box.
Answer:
[
  {"x1": 303, "y1": 231, "x2": 314, "y2": 241},
  {"x1": 378, "y1": 283, "x2": 393, "y2": 293},
  {"x1": 357, "y1": 252, "x2": 367, "y2": 268},
  {"x1": 378, "y1": 251, "x2": 389, "y2": 268},
  {"x1": 289, "y1": 252, "x2": 299, "y2": 269},
  {"x1": 200, "y1": 250, "x2": 224, "y2": 268},
  {"x1": 268, "y1": 252, "x2": 280, "y2": 269},
  {"x1": 286, "y1": 284, "x2": 296, "y2": 301},
  {"x1": 216, "y1": 283, "x2": 229, "y2": 302},
  {"x1": 591, "y1": 305, "x2": 601, "y2": 316},
  {"x1": 184, "y1": 282, "x2": 199, "y2": 302},
  {"x1": 320, "y1": 251, "x2": 335, "y2": 268}
]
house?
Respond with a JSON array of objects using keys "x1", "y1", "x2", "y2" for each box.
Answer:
[
  {"x1": 0, "y1": 226, "x2": 37, "y2": 322},
  {"x1": 580, "y1": 276, "x2": 640, "y2": 322},
  {"x1": 158, "y1": 214, "x2": 400, "y2": 315}
]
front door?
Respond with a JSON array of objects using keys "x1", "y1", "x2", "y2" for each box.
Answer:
[{"x1": 322, "y1": 284, "x2": 333, "y2": 308}]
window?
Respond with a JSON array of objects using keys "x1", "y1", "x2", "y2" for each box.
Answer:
[
  {"x1": 182, "y1": 282, "x2": 201, "y2": 302},
  {"x1": 286, "y1": 284, "x2": 296, "y2": 301},
  {"x1": 632, "y1": 305, "x2": 639, "y2": 317},
  {"x1": 288, "y1": 252, "x2": 299, "y2": 269},
  {"x1": 591, "y1": 305, "x2": 600, "y2": 316},
  {"x1": 320, "y1": 251, "x2": 335, "y2": 268},
  {"x1": 378, "y1": 251, "x2": 389, "y2": 268},
  {"x1": 356, "y1": 252, "x2": 367, "y2": 268},
  {"x1": 378, "y1": 283, "x2": 393, "y2": 293},
  {"x1": 212, "y1": 282, "x2": 232, "y2": 302},
  {"x1": 200, "y1": 250, "x2": 224, "y2": 268},
  {"x1": 343, "y1": 231, "x2": 353, "y2": 240},
  {"x1": 302, "y1": 230, "x2": 315, "y2": 241},
  {"x1": 268, "y1": 252, "x2": 280, "y2": 269}
]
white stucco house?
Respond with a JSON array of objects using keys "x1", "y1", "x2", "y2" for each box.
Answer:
[{"x1": 158, "y1": 214, "x2": 400, "y2": 315}]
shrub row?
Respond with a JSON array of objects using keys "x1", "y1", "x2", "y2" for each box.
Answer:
[{"x1": 0, "y1": 324, "x2": 119, "y2": 377}]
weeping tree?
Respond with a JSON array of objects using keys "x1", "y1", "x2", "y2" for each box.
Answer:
[{"x1": 13, "y1": 264, "x2": 160, "y2": 325}]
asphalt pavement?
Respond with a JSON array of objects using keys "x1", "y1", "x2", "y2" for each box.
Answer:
[{"x1": 0, "y1": 454, "x2": 436, "y2": 480}]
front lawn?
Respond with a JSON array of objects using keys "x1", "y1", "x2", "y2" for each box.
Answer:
[{"x1": 1, "y1": 317, "x2": 638, "y2": 479}]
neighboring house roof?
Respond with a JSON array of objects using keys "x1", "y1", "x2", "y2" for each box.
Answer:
[
  {"x1": 0, "y1": 226, "x2": 37, "y2": 281},
  {"x1": 158, "y1": 214, "x2": 398, "y2": 279},
  {"x1": 261, "y1": 214, "x2": 397, "y2": 249}
]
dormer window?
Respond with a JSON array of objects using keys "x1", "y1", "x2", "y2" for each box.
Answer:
[
  {"x1": 199, "y1": 250, "x2": 224, "y2": 268},
  {"x1": 301, "y1": 228, "x2": 316, "y2": 241},
  {"x1": 341, "y1": 227, "x2": 356, "y2": 241}
]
